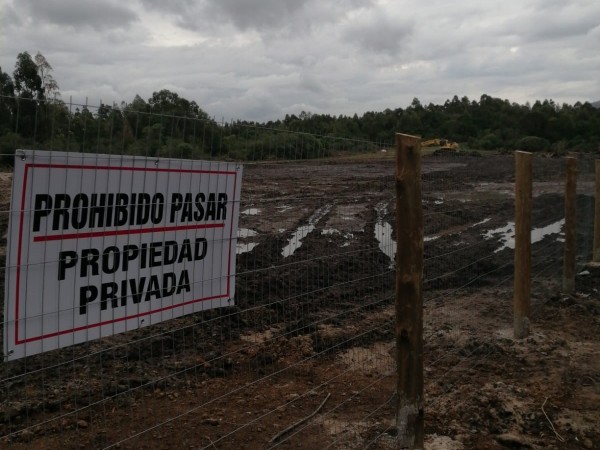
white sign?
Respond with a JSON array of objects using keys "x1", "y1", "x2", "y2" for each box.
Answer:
[{"x1": 3, "y1": 150, "x2": 242, "y2": 360}]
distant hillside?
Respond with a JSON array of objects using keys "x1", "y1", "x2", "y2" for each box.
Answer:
[{"x1": 592, "y1": 100, "x2": 600, "y2": 108}]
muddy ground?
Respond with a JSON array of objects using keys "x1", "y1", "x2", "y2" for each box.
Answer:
[{"x1": 0, "y1": 153, "x2": 598, "y2": 449}]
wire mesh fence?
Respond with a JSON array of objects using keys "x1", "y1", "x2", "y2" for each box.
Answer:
[
  {"x1": 421, "y1": 151, "x2": 597, "y2": 446},
  {"x1": 0, "y1": 95, "x2": 598, "y2": 448},
  {"x1": 0, "y1": 96, "x2": 400, "y2": 449},
  {"x1": 0, "y1": 94, "x2": 389, "y2": 162}
]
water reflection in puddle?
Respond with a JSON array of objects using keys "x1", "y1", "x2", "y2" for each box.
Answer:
[
  {"x1": 236, "y1": 228, "x2": 259, "y2": 255},
  {"x1": 483, "y1": 219, "x2": 565, "y2": 252},
  {"x1": 238, "y1": 228, "x2": 258, "y2": 238},
  {"x1": 472, "y1": 217, "x2": 491, "y2": 227},
  {"x1": 236, "y1": 242, "x2": 258, "y2": 255},
  {"x1": 374, "y1": 202, "x2": 396, "y2": 268},
  {"x1": 281, "y1": 205, "x2": 332, "y2": 258}
]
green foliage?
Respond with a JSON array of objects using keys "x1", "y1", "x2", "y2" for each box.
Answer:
[
  {"x1": 0, "y1": 132, "x2": 22, "y2": 166},
  {"x1": 232, "y1": 131, "x2": 329, "y2": 161},
  {"x1": 13, "y1": 52, "x2": 43, "y2": 99},
  {"x1": 516, "y1": 136, "x2": 551, "y2": 152},
  {"x1": 472, "y1": 132, "x2": 503, "y2": 150}
]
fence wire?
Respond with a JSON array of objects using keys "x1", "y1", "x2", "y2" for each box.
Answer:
[
  {"x1": 0, "y1": 96, "x2": 398, "y2": 449},
  {"x1": 0, "y1": 95, "x2": 597, "y2": 449},
  {"x1": 421, "y1": 151, "x2": 597, "y2": 447}
]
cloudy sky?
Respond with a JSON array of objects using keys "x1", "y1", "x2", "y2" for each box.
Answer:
[{"x1": 1, "y1": 0, "x2": 599, "y2": 121}]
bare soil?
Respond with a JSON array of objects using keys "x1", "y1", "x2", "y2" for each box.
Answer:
[{"x1": 0, "y1": 154, "x2": 598, "y2": 449}]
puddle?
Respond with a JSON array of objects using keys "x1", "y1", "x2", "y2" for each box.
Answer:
[
  {"x1": 483, "y1": 223, "x2": 515, "y2": 253},
  {"x1": 237, "y1": 228, "x2": 259, "y2": 254},
  {"x1": 236, "y1": 242, "x2": 258, "y2": 255},
  {"x1": 374, "y1": 205, "x2": 493, "y2": 258},
  {"x1": 238, "y1": 228, "x2": 258, "y2": 238},
  {"x1": 375, "y1": 222, "x2": 395, "y2": 267},
  {"x1": 375, "y1": 202, "x2": 396, "y2": 267},
  {"x1": 532, "y1": 220, "x2": 564, "y2": 240},
  {"x1": 483, "y1": 219, "x2": 565, "y2": 252},
  {"x1": 472, "y1": 218, "x2": 491, "y2": 227},
  {"x1": 241, "y1": 208, "x2": 261, "y2": 215},
  {"x1": 373, "y1": 202, "x2": 436, "y2": 263},
  {"x1": 281, "y1": 205, "x2": 332, "y2": 258},
  {"x1": 532, "y1": 219, "x2": 565, "y2": 246}
]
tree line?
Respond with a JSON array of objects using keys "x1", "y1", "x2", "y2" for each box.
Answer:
[{"x1": 1, "y1": 52, "x2": 599, "y2": 163}]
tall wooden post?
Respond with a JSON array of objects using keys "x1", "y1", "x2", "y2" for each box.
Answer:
[
  {"x1": 395, "y1": 133, "x2": 424, "y2": 449},
  {"x1": 594, "y1": 160, "x2": 600, "y2": 262},
  {"x1": 563, "y1": 157, "x2": 577, "y2": 292},
  {"x1": 514, "y1": 151, "x2": 532, "y2": 339}
]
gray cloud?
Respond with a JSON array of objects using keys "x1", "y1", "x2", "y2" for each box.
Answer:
[
  {"x1": 138, "y1": 0, "x2": 200, "y2": 29},
  {"x1": 0, "y1": 0, "x2": 599, "y2": 122},
  {"x1": 18, "y1": 0, "x2": 138, "y2": 30},
  {"x1": 0, "y1": 3, "x2": 22, "y2": 28},
  {"x1": 343, "y1": 11, "x2": 414, "y2": 57},
  {"x1": 503, "y1": 3, "x2": 600, "y2": 42},
  {"x1": 139, "y1": 0, "x2": 375, "y2": 38},
  {"x1": 138, "y1": 0, "x2": 311, "y2": 34},
  {"x1": 299, "y1": 73, "x2": 325, "y2": 94},
  {"x1": 206, "y1": 0, "x2": 311, "y2": 31}
]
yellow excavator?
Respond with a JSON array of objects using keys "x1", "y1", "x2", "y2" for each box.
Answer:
[{"x1": 421, "y1": 138, "x2": 459, "y2": 152}]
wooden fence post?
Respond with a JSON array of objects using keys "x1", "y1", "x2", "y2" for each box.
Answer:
[
  {"x1": 514, "y1": 151, "x2": 532, "y2": 339},
  {"x1": 594, "y1": 160, "x2": 600, "y2": 262},
  {"x1": 563, "y1": 157, "x2": 577, "y2": 292},
  {"x1": 395, "y1": 133, "x2": 424, "y2": 449}
]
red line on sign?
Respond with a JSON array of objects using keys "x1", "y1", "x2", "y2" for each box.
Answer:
[
  {"x1": 226, "y1": 172, "x2": 238, "y2": 298},
  {"x1": 33, "y1": 223, "x2": 225, "y2": 242},
  {"x1": 15, "y1": 163, "x2": 30, "y2": 345},
  {"x1": 29, "y1": 163, "x2": 237, "y2": 176},
  {"x1": 16, "y1": 293, "x2": 230, "y2": 344}
]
